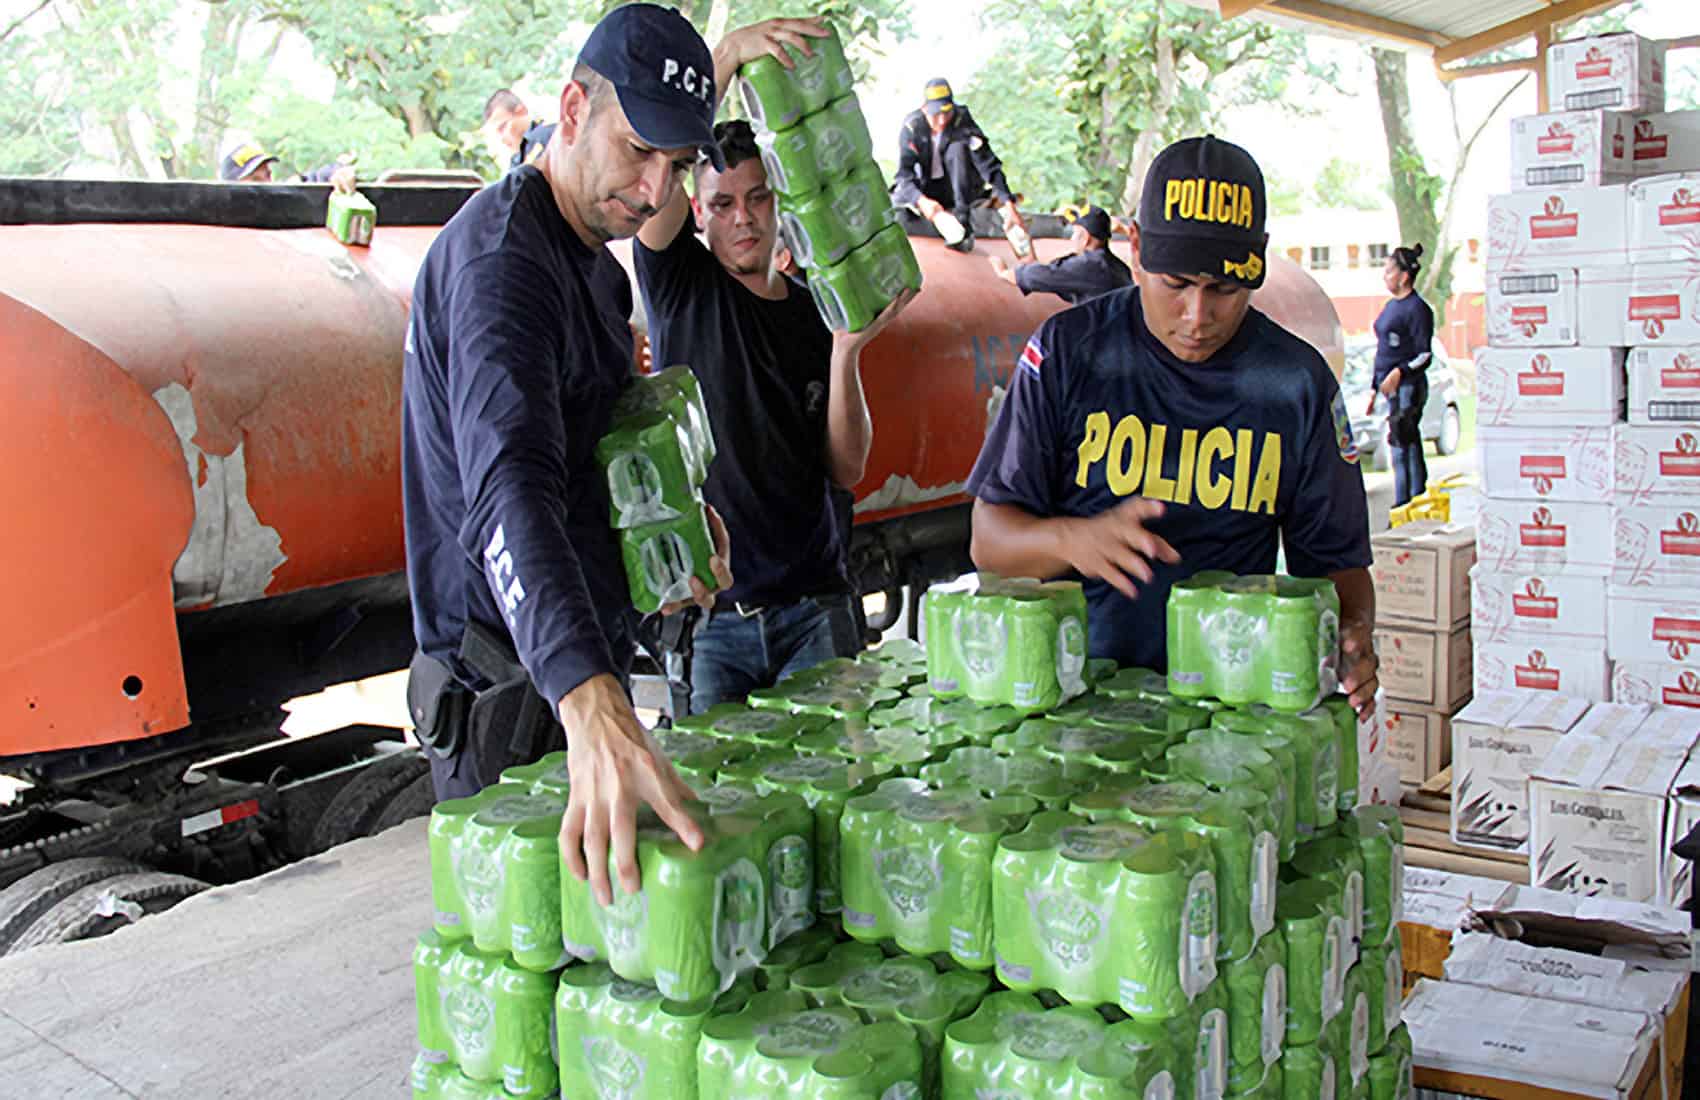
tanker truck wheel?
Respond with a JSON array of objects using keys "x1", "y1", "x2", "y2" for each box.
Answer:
[
  {"x1": 309, "y1": 751, "x2": 430, "y2": 854},
  {"x1": 368, "y1": 772, "x2": 437, "y2": 836},
  {"x1": 0, "y1": 857, "x2": 148, "y2": 954},
  {"x1": 4, "y1": 871, "x2": 209, "y2": 956}
]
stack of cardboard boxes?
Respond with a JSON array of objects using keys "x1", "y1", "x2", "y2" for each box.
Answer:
[
  {"x1": 1481, "y1": 31, "x2": 1700, "y2": 715},
  {"x1": 1370, "y1": 521, "x2": 1476, "y2": 786}
]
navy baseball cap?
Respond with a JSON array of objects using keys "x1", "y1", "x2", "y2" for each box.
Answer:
[
  {"x1": 578, "y1": 3, "x2": 724, "y2": 170},
  {"x1": 1071, "y1": 205, "x2": 1112, "y2": 242},
  {"x1": 1137, "y1": 135, "x2": 1267, "y2": 290},
  {"x1": 220, "y1": 142, "x2": 277, "y2": 182},
  {"x1": 922, "y1": 78, "x2": 955, "y2": 116}
]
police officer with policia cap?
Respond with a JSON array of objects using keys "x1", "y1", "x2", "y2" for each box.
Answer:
[
  {"x1": 401, "y1": 2, "x2": 735, "y2": 907},
  {"x1": 891, "y1": 78, "x2": 1025, "y2": 253},
  {"x1": 966, "y1": 135, "x2": 1381, "y2": 719},
  {"x1": 987, "y1": 204, "x2": 1131, "y2": 305}
]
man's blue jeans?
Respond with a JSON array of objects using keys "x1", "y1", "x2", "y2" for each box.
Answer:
[{"x1": 669, "y1": 594, "x2": 863, "y2": 715}]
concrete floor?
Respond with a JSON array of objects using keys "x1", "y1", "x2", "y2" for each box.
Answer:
[{"x1": 0, "y1": 820, "x2": 430, "y2": 1099}]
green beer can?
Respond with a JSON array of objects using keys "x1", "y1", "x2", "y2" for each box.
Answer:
[
  {"x1": 498, "y1": 749, "x2": 571, "y2": 798},
  {"x1": 413, "y1": 930, "x2": 454, "y2": 1063},
  {"x1": 1367, "y1": 1024, "x2": 1412, "y2": 1100},
  {"x1": 750, "y1": 750, "x2": 893, "y2": 914},
  {"x1": 1170, "y1": 734, "x2": 1295, "y2": 863},
  {"x1": 1281, "y1": 1041, "x2": 1339, "y2": 1100},
  {"x1": 656, "y1": 729, "x2": 758, "y2": 787},
  {"x1": 409, "y1": 1051, "x2": 454, "y2": 1100},
  {"x1": 939, "y1": 992, "x2": 1110, "y2": 1099},
  {"x1": 597, "y1": 410, "x2": 702, "y2": 529},
  {"x1": 759, "y1": 123, "x2": 829, "y2": 201},
  {"x1": 1166, "y1": 572, "x2": 1234, "y2": 698},
  {"x1": 751, "y1": 922, "x2": 843, "y2": 991},
  {"x1": 808, "y1": 223, "x2": 923, "y2": 334},
  {"x1": 736, "y1": 26, "x2": 855, "y2": 131},
  {"x1": 1211, "y1": 578, "x2": 1276, "y2": 707},
  {"x1": 1320, "y1": 695, "x2": 1360, "y2": 814},
  {"x1": 919, "y1": 746, "x2": 1086, "y2": 810},
  {"x1": 1277, "y1": 880, "x2": 1349, "y2": 1047},
  {"x1": 697, "y1": 988, "x2": 925, "y2": 1100},
  {"x1": 797, "y1": 721, "x2": 963, "y2": 777},
  {"x1": 1265, "y1": 577, "x2": 1338, "y2": 712},
  {"x1": 838, "y1": 778, "x2": 1037, "y2": 968},
  {"x1": 830, "y1": 162, "x2": 896, "y2": 254},
  {"x1": 427, "y1": 782, "x2": 567, "y2": 969},
  {"x1": 807, "y1": 94, "x2": 877, "y2": 180},
  {"x1": 1222, "y1": 926, "x2": 1288, "y2": 1079},
  {"x1": 555, "y1": 963, "x2": 736, "y2": 1100},
  {"x1": 780, "y1": 184, "x2": 859, "y2": 270},
  {"x1": 993, "y1": 719, "x2": 1157, "y2": 779},
  {"x1": 1327, "y1": 963, "x2": 1373, "y2": 1098},
  {"x1": 326, "y1": 189, "x2": 376, "y2": 246},
  {"x1": 1356, "y1": 942, "x2": 1398, "y2": 1061},
  {"x1": 611, "y1": 364, "x2": 716, "y2": 482},
  {"x1": 620, "y1": 506, "x2": 719, "y2": 615},
  {"x1": 1285, "y1": 837, "x2": 1365, "y2": 967},
  {"x1": 427, "y1": 940, "x2": 556, "y2": 1095},
  {"x1": 928, "y1": 698, "x2": 1027, "y2": 745},
  {"x1": 1338, "y1": 807, "x2": 1404, "y2": 951},
  {"x1": 413, "y1": 1063, "x2": 511, "y2": 1100}
]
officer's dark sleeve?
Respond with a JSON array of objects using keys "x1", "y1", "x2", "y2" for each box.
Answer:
[
  {"x1": 445, "y1": 252, "x2": 615, "y2": 708},
  {"x1": 632, "y1": 214, "x2": 716, "y2": 323},
  {"x1": 1283, "y1": 371, "x2": 1374, "y2": 577},
  {"x1": 960, "y1": 112, "x2": 1014, "y2": 203},
  {"x1": 891, "y1": 118, "x2": 924, "y2": 206},
  {"x1": 300, "y1": 163, "x2": 343, "y2": 183},
  {"x1": 966, "y1": 324, "x2": 1061, "y2": 515},
  {"x1": 1404, "y1": 300, "x2": 1435, "y2": 372},
  {"x1": 1014, "y1": 255, "x2": 1089, "y2": 301}
]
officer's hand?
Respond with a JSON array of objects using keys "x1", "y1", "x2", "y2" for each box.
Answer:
[
  {"x1": 1365, "y1": 393, "x2": 1376, "y2": 416},
  {"x1": 330, "y1": 165, "x2": 357, "y2": 194},
  {"x1": 1339, "y1": 617, "x2": 1380, "y2": 720},
  {"x1": 916, "y1": 196, "x2": 944, "y2": 221},
  {"x1": 718, "y1": 16, "x2": 828, "y2": 70},
  {"x1": 661, "y1": 505, "x2": 733, "y2": 615},
  {"x1": 834, "y1": 287, "x2": 915, "y2": 355},
  {"x1": 558, "y1": 674, "x2": 704, "y2": 906},
  {"x1": 1002, "y1": 203, "x2": 1027, "y2": 233},
  {"x1": 1056, "y1": 497, "x2": 1180, "y2": 601},
  {"x1": 987, "y1": 256, "x2": 1016, "y2": 285},
  {"x1": 1378, "y1": 367, "x2": 1401, "y2": 397}
]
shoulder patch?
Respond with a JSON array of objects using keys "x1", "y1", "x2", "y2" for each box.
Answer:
[
  {"x1": 1018, "y1": 334, "x2": 1044, "y2": 375},
  {"x1": 1331, "y1": 388, "x2": 1359, "y2": 464}
]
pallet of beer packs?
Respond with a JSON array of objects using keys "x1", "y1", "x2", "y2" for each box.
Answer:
[{"x1": 405, "y1": 566, "x2": 1417, "y2": 1100}]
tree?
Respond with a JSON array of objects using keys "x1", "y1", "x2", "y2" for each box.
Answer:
[
  {"x1": 1312, "y1": 156, "x2": 1381, "y2": 211},
  {"x1": 0, "y1": 25, "x2": 80, "y2": 176}
]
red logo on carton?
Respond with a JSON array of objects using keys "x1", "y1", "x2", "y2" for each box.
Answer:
[
  {"x1": 1659, "y1": 186, "x2": 1700, "y2": 227},
  {"x1": 1512, "y1": 578, "x2": 1560, "y2": 619},
  {"x1": 1665, "y1": 670, "x2": 1700, "y2": 709},
  {"x1": 1665, "y1": 352, "x2": 1700, "y2": 390},
  {"x1": 1518, "y1": 353, "x2": 1565, "y2": 397},
  {"x1": 1529, "y1": 195, "x2": 1581, "y2": 239},
  {"x1": 1537, "y1": 122, "x2": 1575, "y2": 156},
  {"x1": 1661, "y1": 512, "x2": 1700, "y2": 558},
  {"x1": 1520, "y1": 505, "x2": 1567, "y2": 548},
  {"x1": 1510, "y1": 305, "x2": 1550, "y2": 337},
  {"x1": 1576, "y1": 46, "x2": 1613, "y2": 79},
  {"x1": 1520, "y1": 455, "x2": 1567, "y2": 495},
  {"x1": 1630, "y1": 294, "x2": 1682, "y2": 341},
  {"x1": 1515, "y1": 649, "x2": 1561, "y2": 691},
  {"x1": 1660, "y1": 432, "x2": 1700, "y2": 478},
  {"x1": 1653, "y1": 616, "x2": 1700, "y2": 661},
  {"x1": 1634, "y1": 118, "x2": 1669, "y2": 161}
]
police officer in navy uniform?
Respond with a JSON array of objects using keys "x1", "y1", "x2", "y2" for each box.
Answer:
[
  {"x1": 890, "y1": 78, "x2": 1025, "y2": 253},
  {"x1": 401, "y1": 4, "x2": 734, "y2": 907},
  {"x1": 988, "y1": 205, "x2": 1132, "y2": 305},
  {"x1": 966, "y1": 136, "x2": 1381, "y2": 719},
  {"x1": 1372, "y1": 242, "x2": 1434, "y2": 508}
]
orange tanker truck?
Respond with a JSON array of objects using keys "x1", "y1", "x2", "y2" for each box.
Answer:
[{"x1": 0, "y1": 179, "x2": 1343, "y2": 952}]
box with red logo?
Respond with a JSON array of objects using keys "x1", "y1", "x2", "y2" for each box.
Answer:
[
  {"x1": 1478, "y1": 426, "x2": 1616, "y2": 503},
  {"x1": 1375, "y1": 622, "x2": 1472, "y2": 709},
  {"x1": 1627, "y1": 110, "x2": 1700, "y2": 177},
  {"x1": 1474, "y1": 346, "x2": 1625, "y2": 427},
  {"x1": 1626, "y1": 172, "x2": 1700, "y2": 263},
  {"x1": 1469, "y1": 566, "x2": 1608, "y2": 646},
  {"x1": 1386, "y1": 703, "x2": 1453, "y2": 785},
  {"x1": 1613, "y1": 503, "x2": 1700, "y2": 587},
  {"x1": 1486, "y1": 267, "x2": 1629, "y2": 347},
  {"x1": 1475, "y1": 640, "x2": 1610, "y2": 702},
  {"x1": 1614, "y1": 424, "x2": 1700, "y2": 501},
  {"x1": 1627, "y1": 346, "x2": 1700, "y2": 424},
  {"x1": 1626, "y1": 261, "x2": 1700, "y2": 345},
  {"x1": 1476, "y1": 498, "x2": 1613, "y2": 576},
  {"x1": 1612, "y1": 659, "x2": 1700, "y2": 710},
  {"x1": 1548, "y1": 32, "x2": 1666, "y2": 113},
  {"x1": 1606, "y1": 584, "x2": 1700, "y2": 665},
  {"x1": 1370, "y1": 520, "x2": 1476, "y2": 628},
  {"x1": 1487, "y1": 186, "x2": 1628, "y2": 271},
  {"x1": 1510, "y1": 110, "x2": 1634, "y2": 190}
]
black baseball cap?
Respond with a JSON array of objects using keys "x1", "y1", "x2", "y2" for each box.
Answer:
[
  {"x1": 220, "y1": 142, "x2": 277, "y2": 182},
  {"x1": 922, "y1": 78, "x2": 955, "y2": 116},
  {"x1": 578, "y1": 3, "x2": 724, "y2": 170},
  {"x1": 1136, "y1": 135, "x2": 1267, "y2": 290},
  {"x1": 1071, "y1": 205, "x2": 1112, "y2": 242}
]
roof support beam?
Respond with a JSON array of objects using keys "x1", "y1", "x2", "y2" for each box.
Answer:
[
  {"x1": 1434, "y1": 56, "x2": 1538, "y2": 82},
  {"x1": 1217, "y1": 0, "x2": 1272, "y2": 17},
  {"x1": 1433, "y1": 0, "x2": 1622, "y2": 66},
  {"x1": 1264, "y1": 0, "x2": 1449, "y2": 51}
]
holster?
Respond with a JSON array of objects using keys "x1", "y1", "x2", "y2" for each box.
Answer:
[
  {"x1": 407, "y1": 649, "x2": 469, "y2": 757},
  {"x1": 458, "y1": 620, "x2": 561, "y2": 772}
]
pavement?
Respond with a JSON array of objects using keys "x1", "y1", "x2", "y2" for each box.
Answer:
[{"x1": 0, "y1": 820, "x2": 430, "y2": 1099}]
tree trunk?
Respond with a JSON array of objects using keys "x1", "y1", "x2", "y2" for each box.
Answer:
[
  {"x1": 704, "y1": 0, "x2": 730, "y2": 44},
  {"x1": 189, "y1": 0, "x2": 249, "y2": 177},
  {"x1": 1121, "y1": 16, "x2": 1175, "y2": 217},
  {"x1": 107, "y1": 114, "x2": 149, "y2": 178},
  {"x1": 1371, "y1": 47, "x2": 1439, "y2": 262}
]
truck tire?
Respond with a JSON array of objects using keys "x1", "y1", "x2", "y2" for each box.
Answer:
[
  {"x1": 0, "y1": 857, "x2": 147, "y2": 953},
  {"x1": 5, "y1": 871, "x2": 208, "y2": 955},
  {"x1": 368, "y1": 772, "x2": 437, "y2": 835},
  {"x1": 309, "y1": 751, "x2": 430, "y2": 854}
]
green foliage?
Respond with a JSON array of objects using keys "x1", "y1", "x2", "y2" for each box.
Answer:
[
  {"x1": 256, "y1": 92, "x2": 453, "y2": 179},
  {"x1": 0, "y1": 34, "x2": 80, "y2": 176},
  {"x1": 1312, "y1": 157, "x2": 1380, "y2": 210},
  {"x1": 1266, "y1": 172, "x2": 1304, "y2": 218}
]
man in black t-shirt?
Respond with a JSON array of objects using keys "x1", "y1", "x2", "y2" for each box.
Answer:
[
  {"x1": 635, "y1": 38, "x2": 913, "y2": 714},
  {"x1": 988, "y1": 205, "x2": 1132, "y2": 305},
  {"x1": 967, "y1": 136, "x2": 1381, "y2": 718},
  {"x1": 402, "y1": 4, "x2": 739, "y2": 907}
]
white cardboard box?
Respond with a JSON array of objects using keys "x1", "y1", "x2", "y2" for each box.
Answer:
[
  {"x1": 1369, "y1": 521, "x2": 1476, "y2": 628},
  {"x1": 1469, "y1": 566, "x2": 1609, "y2": 646},
  {"x1": 1567, "y1": 701, "x2": 1655, "y2": 742},
  {"x1": 1475, "y1": 640, "x2": 1610, "y2": 702},
  {"x1": 1612, "y1": 659, "x2": 1700, "y2": 710},
  {"x1": 1613, "y1": 424, "x2": 1700, "y2": 503},
  {"x1": 1510, "y1": 110, "x2": 1634, "y2": 190},
  {"x1": 1626, "y1": 171, "x2": 1700, "y2": 263},
  {"x1": 1478, "y1": 426, "x2": 1615, "y2": 503},
  {"x1": 1662, "y1": 750, "x2": 1700, "y2": 906},
  {"x1": 1628, "y1": 110, "x2": 1700, "y2": 177},
  {"x1": 1405, "y1": 978, "x2": 1659, "y2": 1099},
  {"x1": 1549, "y1": 32, "x2": 1667, "y2": 113},
  {"x1": 1443, "y1": 932, "x2": 1686, "y2": 1019},
  {"x1": 1487, "y1": 185, "x2": 1629, "y2": 271},
  {"x1": 1626, "y1": 346, "x2": 1700, "y2": 424},
  {"x1": 1452, "y1": 691, "x2": 1587, "y2": 853},
  {"x1": 1385, "y1": 703, "x2": 1451, "y2": 786},
  {"x1": 1473, "y1": 346, "x2": 1625, "y2": 427},
  {"x1": 1613, "y1": 502, "x2": 1700, "y2": 587},
  {"x1": 1627, "y1": 260, "x2": 1700, "y2": 345},
  {"x1": 1375, "y1": 622, "x2": 1472, "y2": 710},
  {"x1": 1476, "y1": 498, "x2": 1613, "y2": 576},
  {"x1": 1486, "y1": 267, "x2": 1578, "y2": 346},
  {"x1": 1606, "y1": 583, "x2": 1700, "y2": 664}
]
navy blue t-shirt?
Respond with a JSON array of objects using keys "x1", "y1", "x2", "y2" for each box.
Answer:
[
  {"x1": 967, "y1": 288, "x2": 1372, "y2": 670},
  {"x1": 402, "y1": 166, "x2": 636, "y2": 707},
  {"x1": 634, "y1": 219, "x2": 848, "y2": 608},
  {"x1": 1014, "y1": 247, "x2": 1133, "y2": 305},
  {"x1": 1372, "y1": 291, "x2": 1435, "y2": 388}
]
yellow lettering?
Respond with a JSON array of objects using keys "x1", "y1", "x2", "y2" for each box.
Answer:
[
  {"x1": 1165, "y1": 180, "x2": 1181, "y2": 222},
  {"x1": 1174, "y1": 428, "x2": 1198, "y2": 506},
  {"x1": 1144, "y1": 423, "x2": 1176, "y2": 503},
  {"x1": 1196, "y1": 427, "x2": 1233, "y2": 508},
  {"x1": 1231, "y1": 428, "x2": 1254, "y2": 511},
  {"x1": 1241, "y1": 185, "x2": 1254, "y2": 228},
  {"x1": 1214, "y1": 181, "x2": 1230, "y2": 223},
  {"x1": 1181, "y1": 179, "x2": 1198, "y2": 220},
  {"x1": 1076, "y1": 412, "x2": 1111, "y2": 488},
  {"x1": 1248, "y1": 431, "x2": 1282, "y2": 514},
  {"x1": 1107, "y1": 415, "x2": 1145, "y2": 496}
]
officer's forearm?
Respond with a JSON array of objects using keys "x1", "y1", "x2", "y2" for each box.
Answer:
[
  {"x1": 1330, "y1": 566, "x2": 1376, "y2": 638},
  {"x1": 970, "y1": 499, "x2": 1074, "y2": 580},
  {"x1": 825, "y1": 341, "x2": 873, "y2": 488}
]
